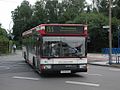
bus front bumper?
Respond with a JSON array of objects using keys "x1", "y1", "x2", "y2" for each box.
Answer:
[{"x1": 40, "y1": 64, "x2": 87, "y2": 74}]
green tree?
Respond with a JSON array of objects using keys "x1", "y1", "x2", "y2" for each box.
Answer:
[
  {"x1": 61, "y1": 0, "x2": 86, "y2": 23},
  {"x1": 10, "y1": 0, "x2": 120, "y2": 53},
  {"x1": 74, "y1": 13, "x2": 120, "y2": 52},
  {"x1": 92, "y1": 0, "x2": 109, "y2": 15},
  {"x1": 0, "y1": 24, "x2": 9, "y2": 54},
  {"x1": 45, "y1": 0, "x2": 59, "y2": 23},
  {"x1": 98, "y1": 0, "x2": 109, "y2": 15},
  {"x1": 32, "y1": 0, "x2": 46, "y2": 25},
  {"x1": 112, "y1": 0, "x2": 120, "y2": 19},
  {"x1": 11, "y1": 0, "x2": 33, "y2": 41},
  {"x1": 0, "y1": 24, "x2": 7, "y2": 37}
]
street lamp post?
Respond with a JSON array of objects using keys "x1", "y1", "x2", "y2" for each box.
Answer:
[
  {"x1": 118, "y1": 26, "x2": 120, "y2": 48},
  {"x1": 8, "y1": 21, "x2": 13, "y2": 53},
  {"x1": 108, "y1": 0, "x2": 112, "y2": 65}
]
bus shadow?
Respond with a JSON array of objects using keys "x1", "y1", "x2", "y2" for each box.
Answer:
[{"x1": 39, "y1": 73, "x2": 84, "y2": 78}]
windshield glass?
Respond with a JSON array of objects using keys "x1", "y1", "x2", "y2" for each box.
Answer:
[{"x1": 42, "y1": 37, "x2": 85, "y2": 57}]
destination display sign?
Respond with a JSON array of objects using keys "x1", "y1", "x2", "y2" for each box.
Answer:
[{"x1": 45, "y1": 26, "x2": 84, "y2": 34}]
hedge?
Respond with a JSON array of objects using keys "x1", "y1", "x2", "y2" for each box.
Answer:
[{"x1": 0, "y1": 36, "x2": 9, "y2": 54}]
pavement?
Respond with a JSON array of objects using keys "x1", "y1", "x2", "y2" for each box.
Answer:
[
  {"x1": 0, "y1": 50, "x2": 24, "y2": 62},
  {"x1": 88, "y1": 53, "x2": 109, "y2": 65},
  {"x1": 88, "y1": 53, "x2": 120, "y2": 68},
  {"x1": 1, "y1": 51, "x2": 120, "y2": 90}
]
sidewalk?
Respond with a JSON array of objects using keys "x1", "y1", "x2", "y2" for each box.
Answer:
[
  {"x1": 88, "y1": 53, "x2": 108, "y2": 65},
  {"x1": 1, "y1": 51, "x2": 120, "y2": 68},
  {"x1": 88, "y1": 53, "x2": 120, "y2": 68},
  {"x1": 0, "y1": 50, "x2": 24, "y2": 62}
]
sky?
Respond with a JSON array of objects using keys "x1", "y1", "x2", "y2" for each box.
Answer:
[{"x1": 0, "y1": 0, "x2": 92, "y2": 31}]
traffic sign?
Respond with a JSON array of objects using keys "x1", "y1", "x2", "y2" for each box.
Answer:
[{"x1": 103, "y1": 26, "x2": 110, "y2": 29}]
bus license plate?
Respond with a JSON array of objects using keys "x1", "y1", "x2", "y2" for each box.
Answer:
[{"x1": 60, "y1": 70, "x2": 71, "y2": 74}]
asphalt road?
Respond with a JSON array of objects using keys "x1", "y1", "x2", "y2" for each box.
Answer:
[{"x1": 0, "y1": 52, "x2": 120, "y2": 90}]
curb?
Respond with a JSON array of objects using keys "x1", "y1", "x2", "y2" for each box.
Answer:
[
  {"x1": 88, "y1": 62, "x2": 109, "y2": 66},
  {"x1": 110, "y1": 64, "x2": 120, "y2": 68},
  {"x1": 88, "y1": 62, "x2": 120, "y2": 68}
]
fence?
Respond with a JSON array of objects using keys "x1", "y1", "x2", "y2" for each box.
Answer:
[
  {"x1": 102, "y1": 48, "x2": 120, "y2": 55},
  {"x1": 102, "y1": 48, "x2": 120, "y2": 64}
]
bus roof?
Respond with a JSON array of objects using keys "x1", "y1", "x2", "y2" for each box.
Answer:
[
  {"x1": 22, "y1": 24, "x2": 87, "y2": 36},
  {"x1": 39, "y1": 24, "x2": 86, "y2": 26}
]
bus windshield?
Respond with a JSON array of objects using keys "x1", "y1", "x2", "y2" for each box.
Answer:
[{"x1": 42, "y1": 37, "x2": 85, "y2": 57}]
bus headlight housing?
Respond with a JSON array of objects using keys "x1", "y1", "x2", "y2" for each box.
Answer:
[
  {"x1": 79, "y1": 64, "x2": 87, "y2": 68},
  {"x1": 44, "y1": 65, "x2": 52, "y2": 69}
]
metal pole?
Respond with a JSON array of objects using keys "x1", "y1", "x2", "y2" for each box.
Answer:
[
  {"x1": 118, "y1": 26, "x2": 120, "y2": 48},
  {"x1": 9, "y1": 21, "x2": 13, "y2": 33},
  {"x1": 109, "y1": 0, "x2": 112, "y2": 65}
]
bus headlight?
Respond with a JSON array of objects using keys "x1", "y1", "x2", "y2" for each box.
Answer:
[
  {"x1": 44, "y1": 65, "x2": 52, "y2": 69},
  {"x1": 79, "y1": 65, "x2": 87, "y2": 68}
]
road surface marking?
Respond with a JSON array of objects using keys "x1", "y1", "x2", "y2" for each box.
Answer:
[
  {"x1": 12, "y1": 76, "x2": 40, "y2": 81},
  {"x1": 0, "y1": 66, "x2": 10, "y2": 69},
  {"x1": 83, "y1": 73, "x2": 103, "y2": 76},
  {"x1": 66, "y1": 81, "x2": 100, "y2": 87},
  {"x1": 109, "y1": 68, "x2": 120, "y2": 71}
]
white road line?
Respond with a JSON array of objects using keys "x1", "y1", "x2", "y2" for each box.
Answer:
[
  {"x1": 12, "y1": 76, "x2": 40, "y2": 81},
  {"x1": 0, "y1": 66, "x2": 10, "y2": 69},
  {"x1": 83, "y1": 73, "x2": 103, "y2": 76},
  {"x1": 66, "y1": 81, "x2": 100, "y2": 87},
  {"x1": 109, "y1": 68, "x2": 120, "y2": 71}
]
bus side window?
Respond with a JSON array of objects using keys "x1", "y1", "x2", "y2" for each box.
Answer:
[{"x1": 37, "y1": 37, "x2": 43, "y2": 56}]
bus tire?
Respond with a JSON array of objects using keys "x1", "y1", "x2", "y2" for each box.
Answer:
[
  {"x1": 33, "y1": 56, "x2": 36, "y2": 69},
  {"x1": 24, "y1": 52, "x2": 27, "y2": 63},
  {"x1": 24, "y1": 52, "x2": 26, "y2": 59}
]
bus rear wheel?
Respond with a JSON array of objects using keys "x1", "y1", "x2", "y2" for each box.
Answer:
[
  {"x1": 24, "y1": 52, "x2": 27, "y2": 62},
  {"x1": 33, "y1": 56, "x2": 36, "y2": 68}
]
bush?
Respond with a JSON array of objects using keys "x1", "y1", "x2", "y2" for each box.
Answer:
[{"x1": 0, "y1": 36, "x2": 9, "y2": 54}]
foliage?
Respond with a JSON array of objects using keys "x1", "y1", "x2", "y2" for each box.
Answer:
[
  {"x1": 12, "y1": 0, "x2": 86, "y2": 38},
  {"x1": 112, "y1": 0, "x2": 120, "y2": 19},
  {"x1": 11, "y1": 0, "x2": 120, "y2": 53},
  {"x1": 0, "y1": 24, "x2": 9, "y2": 42},
  {"x1": 31, "y1": 0, "x2": 46, "y2": 25},
  {"x1": 92, "y1": 0, "x2": 120, "y2": 19},
  {"x1": 11, "y1": 0, "x2": 33, "y2": 41},
  {"x1": 0, "y1": 24, "x2": 9, "y2": 54},
  {"x1": 74, "y1": 13, "x2": 120, "y2": 52},
  {"x1": 0, "y1": 35, "x2": 9, "y2": 42},
  {"x1": 0, "y1": 26, "x2": 7, "y2": 37},
  {"x1": 45, "y1": 0, "x2": 59, "y2": 23},
  {"x1": 92, "y1": 0, "x2": 109, "y2": 15}
]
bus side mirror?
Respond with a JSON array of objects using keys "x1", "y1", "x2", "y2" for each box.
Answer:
[{"x1": 87, "y1": 37, "x2": 90, "y2": 43}]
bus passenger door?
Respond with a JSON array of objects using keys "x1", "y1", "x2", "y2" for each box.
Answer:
[{"x1": 35, "y1": 37, "x2": 42, "y2": 70}]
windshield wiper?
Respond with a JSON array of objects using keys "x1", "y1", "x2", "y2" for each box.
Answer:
[
  {"x1": 47, "y1": 56, "x2": 54, "y2": 60},
  {"x1": 47, "y1": 55, "x2": 59, "y2": 59},
  {"x1": 73, "y1": 52, "x2": 82, "y2": 59}
]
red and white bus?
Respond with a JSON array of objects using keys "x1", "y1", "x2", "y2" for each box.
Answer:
[{"x1": 22, "y1": 24, "x2": 88, "y2": 74}]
